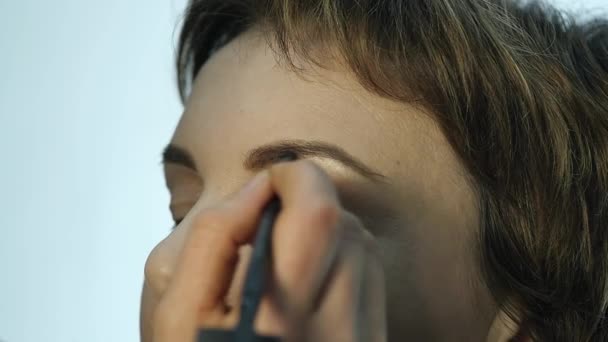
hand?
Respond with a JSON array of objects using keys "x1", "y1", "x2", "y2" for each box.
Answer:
[{"x1": 150, "y1": 160, "x2": 387, "y2": 342}]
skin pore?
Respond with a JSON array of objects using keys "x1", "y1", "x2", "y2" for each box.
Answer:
[{"x1": 141, "y1": 28, "x2": 517, "y2": 341}]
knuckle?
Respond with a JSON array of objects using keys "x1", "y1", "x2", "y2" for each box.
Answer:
[
  {"x1": 341, "y1": 210, "x2": 364, "y2": 229},
  {"x1": 339, "y1": 211, "x2": 376, "y2": 247},
  {"x1": 307, "y1": 198, "x2": 341, "y2": 228},
  {"x1": 143, "y1": 240, "x2": 173, "y2": 297}
]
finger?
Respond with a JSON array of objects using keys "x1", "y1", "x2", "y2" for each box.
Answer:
[
  {"x1": 306, "y1": 240, "x2": 361, "y2": 342},
  {"x1": 268, "y1": 159, "x2": 340, "y2": 205},
  {"x1": 358, "y1": 249, "x2": 387, "y2": 342},
  {"x1": 252, "y1": 276, "x2": 291, "y2": 336},
  {"x1": 257, "y1": 210, "x2": 363, "y2": 340},
  {"x1": 153, "y1": 171, "x2": 273, "y2": 342},
  {"x1": 223, "y1": 245, "x2": 253, "y2": 310},
  {"x1": 267, "y1": 160, "x2": 343, "y2": 311},
  {"x1": 347, "y1": 235, "x2": 387, "y2": 342},
  {"x1": 306, "y1": 225, "x2": 367, "y2": 342},
  {"x1": 309, "y1": 211, "x2": 364, "y2": 314},
  {"x1": 307, "y1": 220, "x2": 386, "y2": 342},
  {"x1": 201, "y1": 244, "x2": 253, "y2": 328}
]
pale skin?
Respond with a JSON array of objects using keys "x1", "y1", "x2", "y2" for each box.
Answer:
[{"x1": 141, "y1": 28, "x2": 525, "y2": 341}]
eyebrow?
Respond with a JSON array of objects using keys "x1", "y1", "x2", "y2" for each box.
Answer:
[{"x1": 162, "y1": 139, "x2": 389, "y2": 184}]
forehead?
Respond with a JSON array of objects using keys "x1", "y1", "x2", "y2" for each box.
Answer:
[
  {"x1": 176, "y1": 31, "x2": 452, "y2": 170},
  {"x1": 171, "y1": 28, "x2": 477, "y2": 226}
]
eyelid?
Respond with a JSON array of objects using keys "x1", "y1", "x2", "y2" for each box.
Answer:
[
  {"x1": 165, "y1": 163, "x2": 203, "y2": 191},
  {"x1": 165, "y1": 164, "x2": 204, "y2": 228}
]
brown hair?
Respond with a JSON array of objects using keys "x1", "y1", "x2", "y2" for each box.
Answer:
[{"x1": 175, "y1": 0, "x2": 608, "y2": 340}]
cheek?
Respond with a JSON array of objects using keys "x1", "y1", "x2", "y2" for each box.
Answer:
[{"x1": 378, "y1": 214, "x2": 493, "y2": 340}]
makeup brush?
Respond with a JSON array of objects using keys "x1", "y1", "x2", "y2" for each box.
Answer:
[{"x1": 198, "y1": 153, "x2": 297, "y2": 342}]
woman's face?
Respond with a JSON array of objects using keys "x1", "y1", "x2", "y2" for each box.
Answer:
[{"x1": 141, "y1": 29, "x2": 503, "y2": 341}]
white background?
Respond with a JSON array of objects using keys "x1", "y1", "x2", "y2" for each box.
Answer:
[{"x1": 0, "y1": 0, "x2": 606, "y2": 341}]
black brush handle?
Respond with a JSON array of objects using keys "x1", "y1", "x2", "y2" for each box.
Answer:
[{"x1": 235, "y1": 196, "x2": 281, "y2": 341}]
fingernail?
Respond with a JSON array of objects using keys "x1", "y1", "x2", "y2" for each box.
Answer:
[{"x1": 239, "y1": 170, "x2": 269, "y2": 196}]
